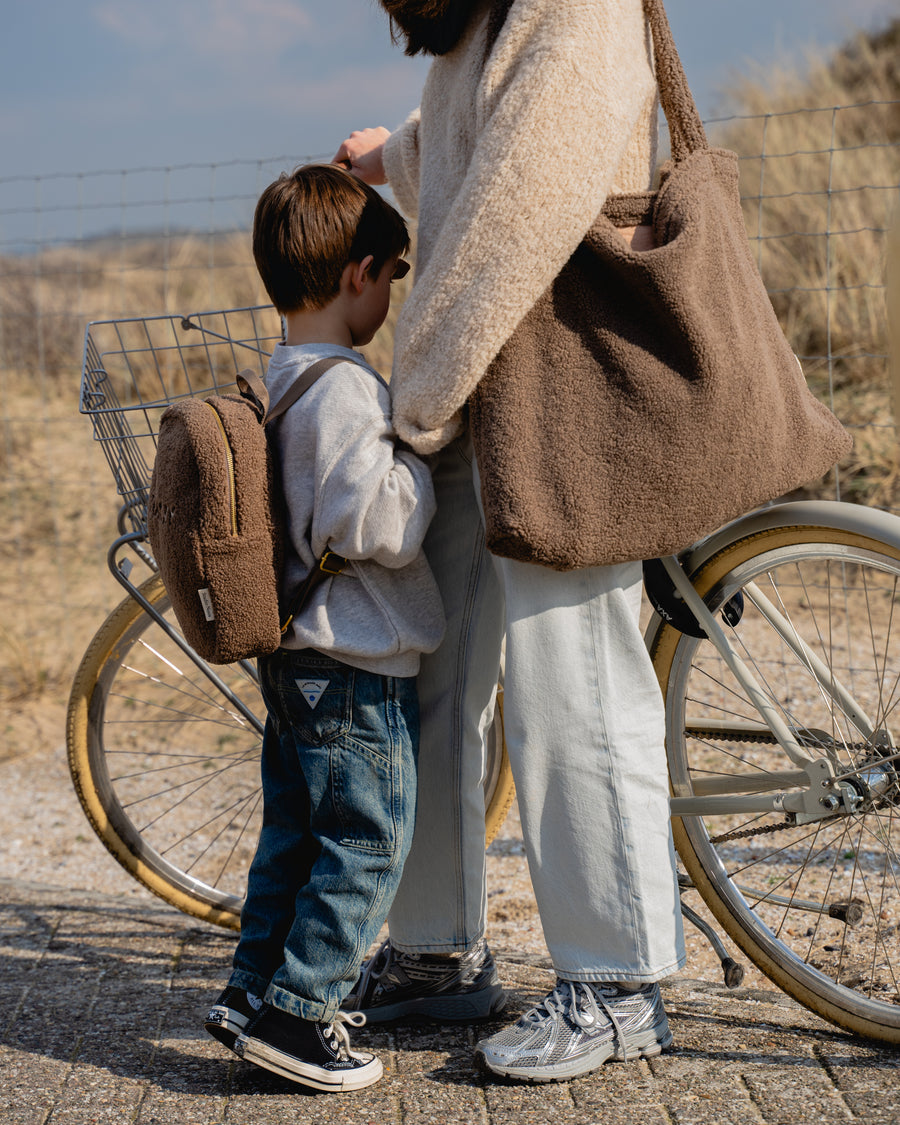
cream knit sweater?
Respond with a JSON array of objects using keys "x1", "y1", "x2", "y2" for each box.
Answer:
[{"x1": 383, "y1": 0, "x2": 658, "y2": 454}]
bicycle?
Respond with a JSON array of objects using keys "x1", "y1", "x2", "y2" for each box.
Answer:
[
  {"x1": 69, "y1": 306, "x2": 515, "y2": 929},
  {"x1": 69, "y1": 305, "x2": 900, "y2": 1046}
]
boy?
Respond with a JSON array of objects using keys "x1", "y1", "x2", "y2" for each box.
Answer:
[{"x1": 203, "y1": 164, "x2": 444, "y2": 1092}]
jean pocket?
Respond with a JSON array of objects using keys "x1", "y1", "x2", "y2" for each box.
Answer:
[
  {"x1": 331, "y1": 739, "x2": 400, "y2": 854},
  {"x1": 282, "y1": 673, "x2": 353, "y2": 745}
]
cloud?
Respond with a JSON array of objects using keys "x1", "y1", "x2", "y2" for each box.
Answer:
[
  {"x1": 149, "y1": 55, "x2": 426, "y2": 144},
  {"x1": 257, "y1": 59, "x2": 426, "y2": 131},
  {"x1": 91, "y1": 0, "x2": 313, "y2": 58}
]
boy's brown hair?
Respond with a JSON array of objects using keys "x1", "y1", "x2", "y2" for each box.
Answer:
[{"x1": 253, "y1": 164, "x2": 410, "y2": 314}]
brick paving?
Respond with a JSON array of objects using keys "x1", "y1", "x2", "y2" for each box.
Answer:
[{"x1": 1, "y1": 878, "x2": 899, "y2": 1124}]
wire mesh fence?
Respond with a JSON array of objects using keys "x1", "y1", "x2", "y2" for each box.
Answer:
[
  {"x1": 0, "y1": 103, "x2": 897, "y2": 730},
  {"x1": 706, "y1": 100, "x2": 898, "y2": 509}
]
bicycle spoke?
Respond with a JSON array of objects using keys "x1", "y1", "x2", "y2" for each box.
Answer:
[
  {"x1": 160, "y1": 787, "x2": 261, "y2": 870},
  {"x1": 110, "y1": 746, "x2": 260, "y2": 785},
  {"x1": 662, "y1": 531, "x2": 900, "y2": 1034},
  {"x1": 83, "y1": 585, "x2": 264, "y2": 908}
]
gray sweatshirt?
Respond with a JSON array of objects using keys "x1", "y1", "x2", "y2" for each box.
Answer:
[{"x1": 265, "y1": 342, "x2": 445, "y2": 677}]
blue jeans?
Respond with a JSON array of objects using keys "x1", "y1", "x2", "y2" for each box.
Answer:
[{"x1": 229, "y1": 648, "x2": 418, "y2": 1022}]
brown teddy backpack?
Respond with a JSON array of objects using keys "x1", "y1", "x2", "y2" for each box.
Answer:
[{"x1": 147, "y1": 356, "x2": 348, "y2": 664}]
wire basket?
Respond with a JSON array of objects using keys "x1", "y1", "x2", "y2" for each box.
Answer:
[{"x1": 81, "y1": 305, "x2": 282, "y2": 535}]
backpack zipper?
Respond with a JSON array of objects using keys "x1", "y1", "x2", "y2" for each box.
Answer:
[{"x1": 206, "y1": 403, "x2": 238, "y2": 536}]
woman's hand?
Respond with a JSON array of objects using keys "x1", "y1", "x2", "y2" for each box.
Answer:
[{"x1": 333, "y1": 127, "x2": 391, "y2": 185}]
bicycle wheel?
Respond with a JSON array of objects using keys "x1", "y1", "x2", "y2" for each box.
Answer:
[
  {"x1": 651, "y1": 515, "x2": 900, "y2": 1042},
  {"x1": 67, "y1": 573, "x2": 514, "y2": 929}
]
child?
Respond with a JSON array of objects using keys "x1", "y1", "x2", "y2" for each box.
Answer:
[{"x1": 203, "y1": 164, "x2": 444, "y2": 1092}]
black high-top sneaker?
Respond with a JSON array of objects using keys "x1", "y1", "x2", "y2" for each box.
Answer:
[
  {"x1": 234, "y1": 1005, "x2": 382, "y2": 1092},
  {"x1": 204, "y1": 986, "x2": 264, "y2": 1051}
]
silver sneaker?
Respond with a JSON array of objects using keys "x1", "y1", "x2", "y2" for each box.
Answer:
[
  {"x1": 475, "y1": 980, "x2": 673, "y2": 1083},
  {"x1": 344, "y1": 938, "x2": 506, "y2": 1023}
]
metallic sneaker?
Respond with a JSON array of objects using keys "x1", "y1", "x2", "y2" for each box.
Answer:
[
  {"x1": 475, "y1": 980, "x2": 673, "y2": 1082},
  {"x1": 235, "y1": 1006, "x2": 382, "y2": 1092},
  {"x1": 204, "y1": 986, "x2": 264, "y2": 1051},
  {"x1": 344, "y1": 937, "x2": 506, "y2": 1023}
]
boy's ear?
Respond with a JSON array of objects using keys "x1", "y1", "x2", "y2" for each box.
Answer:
[{"x1": 346, "y1": 254, "x2": 375, "y2": 295}]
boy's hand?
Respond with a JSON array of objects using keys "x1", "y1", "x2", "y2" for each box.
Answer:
[{"x1": 333, "y1": 127, "x2": 390, "y2": 185}]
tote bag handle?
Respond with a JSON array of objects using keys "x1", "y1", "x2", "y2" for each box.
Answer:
[{"x1": 642, "y1": 0, "x2": 708, "y2": 161}]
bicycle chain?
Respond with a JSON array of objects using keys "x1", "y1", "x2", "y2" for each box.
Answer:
[
  {"x1": 708, "y1": 820, "x2": 794, "y2": 844},
  {"x1": 691, "y1": 730, "x2": 895, "y2": 843},
  {"x1": 688, "y1": 727, "x2": 871, "y2": 752},
  {"x1": 693, "y1": 729, "x2": 851, "y2": 842}
]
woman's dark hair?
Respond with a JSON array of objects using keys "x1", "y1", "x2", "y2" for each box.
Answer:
[{"x1": 380, "y1": 0, "x2": 515, "y2": 57}]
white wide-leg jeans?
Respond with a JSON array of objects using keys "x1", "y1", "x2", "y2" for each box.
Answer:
[{"x1": 387, "y1": 435, "x2": 685, "y2": 982}]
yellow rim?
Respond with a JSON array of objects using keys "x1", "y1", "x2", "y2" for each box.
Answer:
[
  {"x1": 66, "y1": 573, "x2": 242, "y2": 929},
  {"x1": 485, "y1": 695, "x2": 516, "y2": 846},
  {"x1": 67, "y1": 572, "x2": 517, "y2": 929},
  {"x1": 652, "y1": 524, "x2": 900, "y2": 1042}
]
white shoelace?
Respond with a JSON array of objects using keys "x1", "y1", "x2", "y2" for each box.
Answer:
[
  {"x1": 323, "y1": 1009, "x2": 367, "y2": 1058},
  {"x1": 525, "y1": 981, "x2": 631, "y2": 1062}
]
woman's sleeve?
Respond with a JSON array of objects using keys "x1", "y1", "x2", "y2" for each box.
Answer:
[
  {"x1": 383, "y1": 108, "x2": 422, "y2": 220},
  {"x1": 390, "y1": 0, "x2": 657, "y2": 453}
]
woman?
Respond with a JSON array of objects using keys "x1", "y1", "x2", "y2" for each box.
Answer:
[{"x1": 336, "y1": 0, "x2": 685, "y2": 1082}]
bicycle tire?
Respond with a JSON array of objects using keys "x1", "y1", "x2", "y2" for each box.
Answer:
[
  {"x1": 67, "y1": 573, "x2": 515, "y2": 930},
  {"x1": 651, "y1": 518, "x2": 900, "y2": 1042}
]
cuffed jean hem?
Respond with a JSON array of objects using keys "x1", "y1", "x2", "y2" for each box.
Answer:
[
  {"x1": 265, "y1": 982, "x2": 339, "y2": 1023},
  {"x1": 554, "y1": 955, "x2": 687, "y2": 986},
  {"x1": 229, "y1": 968, "x2": 271, "y2": 1001},
  {"x1": 229, "y1": 970, "x2": 343, "y2": 1023}
]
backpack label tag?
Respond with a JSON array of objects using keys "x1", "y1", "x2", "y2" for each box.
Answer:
[
  {"x1": 297, "y1": 679, "x2": 329, "y2": 709},
  {"x1": 198, "y1": 588, "x2": 215, "y2": 621}
]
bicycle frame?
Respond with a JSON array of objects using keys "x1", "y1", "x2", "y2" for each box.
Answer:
[
  {"x1": 647, "y1": 500, "x2": 900, "y2": 822},
  {"x1": 109, "y1": 493, "x2": 900, "y2": 824}
]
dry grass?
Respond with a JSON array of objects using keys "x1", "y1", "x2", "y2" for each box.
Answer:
[
  {"x1": 0, "y1": 233, "x2": 411, "y2": 749},
  {"x1": 710, "y1": 21, "x2": 900, "y2": 505},
  {"x1": 0, "y1": 22, "x2": 897, "y2": 745}
]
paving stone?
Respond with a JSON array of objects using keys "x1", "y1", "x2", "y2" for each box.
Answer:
[{"x1": 1, "y1": 878, "x2": 899, "y2": 1124}]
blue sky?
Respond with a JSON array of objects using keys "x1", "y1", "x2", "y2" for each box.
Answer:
[{"x1": 1, "y1": 0, "x2": 896, "y2": 246}]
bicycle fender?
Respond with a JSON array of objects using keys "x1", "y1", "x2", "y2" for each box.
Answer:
[
  {"x1": 643, "y1": 500, "x2": 900, "y2": 650},
  {"x1": 683, "y1": 500, "x2": 900, "y2": 575}
]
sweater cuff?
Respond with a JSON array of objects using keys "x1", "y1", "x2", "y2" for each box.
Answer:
[
  {"x1": 394, "y1": 408, "x2": 465, "y2": 455},
  {"x1": 383, "y1": 110, "x2": 422, "y2": 220}
]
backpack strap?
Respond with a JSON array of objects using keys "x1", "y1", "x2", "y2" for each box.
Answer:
[
  {"x1": 237, "y1": 354, "x2": 358, "y2": 422},
  {"x1": 259, "y1": 353, "x2": 366, "y2": 635},
  {"x1": 264, "y1": 355, "x2": 348, "y2": 423},
  {"x1": 235, "y1": 368, "x2": 270, "y2": 419},
  {"x1": 280, "y1": 550, "x2": 349, "y2": 636}
]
